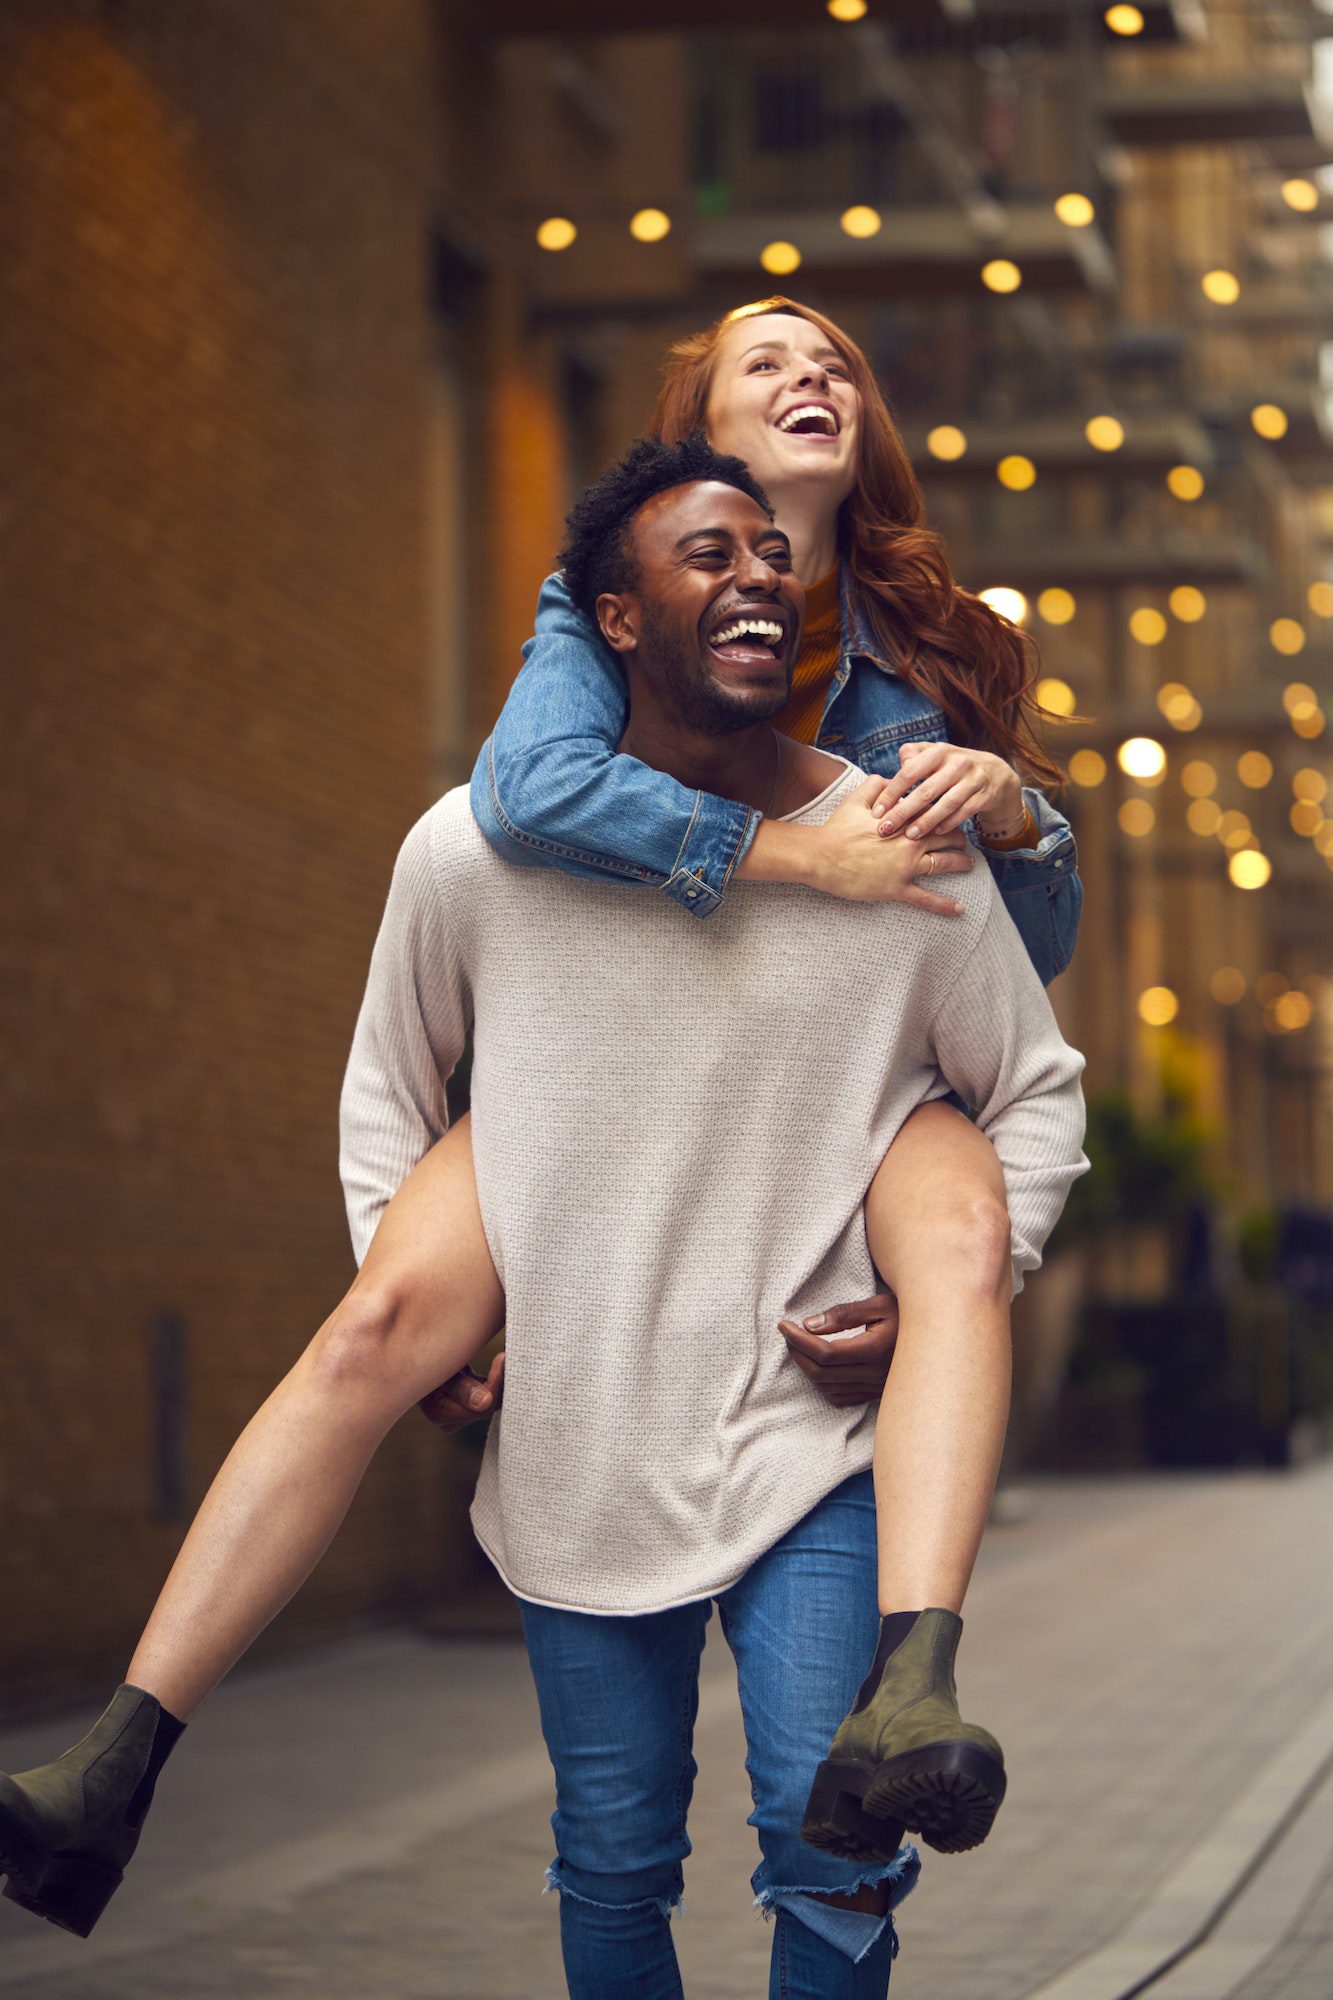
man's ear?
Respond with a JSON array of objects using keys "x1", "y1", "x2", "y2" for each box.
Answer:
[{"x1": 596, "y1": 593, "x2": 637, "y2": 655}]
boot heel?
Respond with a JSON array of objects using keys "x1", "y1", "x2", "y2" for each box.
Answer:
[
  {"x1": 4, "y1": 1854, "x2": 124, "y2": 1937},
  {"x1": 801, "y1": 1759, "x2": 904, "y2": 1864}
]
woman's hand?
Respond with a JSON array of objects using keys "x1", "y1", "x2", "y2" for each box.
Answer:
[
  {"x1": 808, "y1": 774, "x2": 973, "y2": 913},
  {"x1": 418, "y1": 1349, "x2": 505, "y2": 1432},
  {"x1": 873, "y1": 742, "x2": 1025, "y2": 843},
  {"x1": 779, "y1": 1293, "x2": 900, "y2": 1408}
]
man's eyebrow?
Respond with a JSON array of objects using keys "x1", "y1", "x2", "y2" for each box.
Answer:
[{"x1": 671, "y1": 525, "x2": 791, "y2": 555}]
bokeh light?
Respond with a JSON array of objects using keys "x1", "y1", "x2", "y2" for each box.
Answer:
[
  {"x1": 1119, "y1": 798, "x2": 1156, "y2": 836},
  {"x1": 826, "y1": 0, "x2": 867, "y2": 18},
  {"x1": 1037, "y1": 587, "x2": 1076, "y2": 624},
  {"x1": 1036, "y1": 677, "x2": 1077, "y2": 716},
  {"x1": 1069, "y1": 749, "x2": 1107, "y2": 787},
  {"x1": 981, "y1": 259, "x2": 1022, "y2": 293},
  {"x1": 1169, "y1": 586, "x2": 1206, "y2": 623},
  {"x1": 1293, "y1": 768, "x2": 1329, "y2": 802},
  {"x1": 927, "y1": 425, "x2": 967, "y2": 460},
  {"x1": 761, "y1": 240, "x2": 801, "y2": 276},
  {"x1": 1086, "y1": 415, "x2": 1124, "y2": 451},
  {"x1": 1138, "y1": 986, "x2": 1178, "y2": 1026},
  {"x1": 1201, "y1": 269, "x2": 1240, "y2": 304},
  {"x1": 1188, "y1": 798, "x2": 1223, "y2": 836},
  {"x1": 1308, "y1": 581, "x2": 1333, "y2": 618},
  {"x1": 1119, "y1": 736, "x2": 1166, "y2": 781},
  {"x1": 1054, "y1": 193, "x2": 1095, "y2": 227},
  {"x1": 840, "y1": 205, "x2": 882, "y2": 239},
  {"x1": 1217, "y1": 809, "x2": 1252, "y2": 848},
  {"x1": 1229, "y1": 850, "x2": 1272, "y2": 889},
  {"x1": 997, "y1": 454, "x2": 1036, "y2": 489},
  {"x1": 1182, "y1": 761, "x2": 1218, "y2": 797},
  {"x1": 1273, "y1": 991, "x2": 1313, "y2": 1032},
  {"x1": 1281, "y1": 178, "x2": 1320, "y2": 212},
  {"x1": 1250, "y1": 405, "x2": 1288, "y2": 440},
  {"x1": 1270, "y1": 619, "x2": 1306, "y2": 655},
  {"x1": 1210, "y1": 966, "x2": 1246, "y2": 1004},
  {"x1": 1291, "y1": 800, "x2": 1324, "y2": 837},
  {"x1": 1105, "y1": 4, "x2": 1145, "y2": 32},
  {"x1": 536, "y1": 216, "x2": 577, "y2": 251},
  {"x1": 1166, "y1": 465, "x2": 1205, "y2": 501},
  {"x1": 629, "y1": 208, "x2": 671, "y2": 243},
  {"x1": 1129, "y1": 607, "x2": 1167, "y2": 645},
  {"x1": 1237, "y1": 752, "x2": 1273, "y2": 789},
  {"x1": 979, "y1": 586, "x2": 1028, "y2": 624}
]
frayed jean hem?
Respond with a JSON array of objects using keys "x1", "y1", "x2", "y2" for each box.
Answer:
[
  {"x1": 543, "y1": 1859, "x2": 685, "y2": 1922},
  {"x1": 753, "y1": 1843, "x2": 921, "y2": 1965}
]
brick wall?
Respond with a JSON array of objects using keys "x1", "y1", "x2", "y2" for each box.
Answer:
[{"x1": 0, "y1": 0, "x2": 485, "y2": 1712}]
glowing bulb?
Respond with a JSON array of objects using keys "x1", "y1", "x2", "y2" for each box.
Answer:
[
  {"x1": 760, "y1": 240, "x2": 802, "y2": 276},
  {"x1": 1086, "y1": 415, "x2": 1124, "y2": 452},
  {"x1": 1281, "y1": 179, "x2": 1319, "y2": 213},
  {"x1": 1169, "y1": 586, "x2": 1206, "y2": 623},
  {"x1": 629, "y1": 208, "x2": 671, "y2": 243},
  {"x1": 1037, "y1": 588, "x2": 1076, "y2": 625},
  {"x1": 1054, "y1": 193, "x2": 1095, "y2": 228},
  {"x1": 1105, "y1": 4, "x2": 1144, "y2": 32},
  {"x1": 1167, "y1": 465, "x2": 1205, "y2": 501},
  {"x1": 1118, "y1": 736, "x2": 1166, "y2": 781},
  {"x1": 536, "y1": 217, "x2": 577, "y2": 251},
  {"x1": 1251, "y1": 404, "x2": 1288, "y2": 440},
  {"x1": 1237, "y1": 752, "x2": 1273, "y2": 789},
  {"x1": 840, "y1": 205, "x2": 882, "y2": 239},
  {"x1": 1274, "y1": 991, "x2": 1313, "y2": 1031},
  {"x1": 1181, "y1": 760, "x2": 1218, "y2": 797},
  {"x1": 981, "y1": 259, "x2": 1022, "y2": 294},
  {"x1": 1119, "y1": 799, "x2": 1156, "y2": 837},
  {"x1": 927, "y1": 425, "x2": 967, "y2": 461},
  {"x1": 1201, "y1": 269, "x2": 1240, "y2": 305},
  {"x1": 1229, "y1": 850, "x2": 1271, "y2": 889},
  {"x1": 1129, "y1": 607, "x2": 1167, "y2": 645},
  {"x1": 1210, "y1": 967, "x2": 1246, "y2": 1004},
  {"x1": 1036, "y1": 678, "x2": 1077, "y2": 717},
  {"x1": 1138, "y1": 986, "x2": 1178, "y2": 1026},
  {"x1": 1270, "y1": 618, "x2": 1306, "y2": 655},
  {"x1": 1157, "y1": 683, "x2": 1197, "y2": 724},
  {"x1": 979, "y1": 586, "x2": 1028, "y2": 624},
  {"x1": 1069, "y1": 749, "x2": 1106, "y2": 787},
  {"x1": 997, "y1": 455, "x2": 1036, "y2": 491}
]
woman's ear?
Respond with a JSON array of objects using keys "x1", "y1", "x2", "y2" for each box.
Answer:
[{"x1": 596, "y1": 593, "x2": 637, "y2": 654}]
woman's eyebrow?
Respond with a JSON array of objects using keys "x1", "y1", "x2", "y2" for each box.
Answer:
[{"x1": 737, "y1": 340, "x2": 846, "y2": 366}]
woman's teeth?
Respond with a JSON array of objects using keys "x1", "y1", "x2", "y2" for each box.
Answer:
[{"x1": 776, "y1": 406, "x2": 838, "y2": 435}]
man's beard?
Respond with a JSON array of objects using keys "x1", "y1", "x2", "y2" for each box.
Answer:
[{"x1": 638, "y1": 601, "x2": 790, "y2": 736}]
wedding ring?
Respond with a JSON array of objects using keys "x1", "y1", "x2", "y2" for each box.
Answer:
[{"x1": 925, "y1": 851, "x2": 936, "y2": 874}]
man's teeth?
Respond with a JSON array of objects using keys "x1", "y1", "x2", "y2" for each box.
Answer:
[
  {"x1": 777, "y1": 406, "x2": 837, "y2": 435},
  {"x1": 712, "y1": 618, "x2": 784, "y2": 647}
]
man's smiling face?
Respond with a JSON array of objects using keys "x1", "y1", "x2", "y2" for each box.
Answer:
[{"x1": 599, "y1": 480, "x2": 806, "y2": 735}]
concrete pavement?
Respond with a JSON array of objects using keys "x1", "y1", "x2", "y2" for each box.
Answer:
[{"x1": 2, "y1": 1464, "x2": 1331, "y2": 1998}]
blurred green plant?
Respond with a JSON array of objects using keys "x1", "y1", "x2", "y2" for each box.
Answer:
[{"x1": 1060, "y1": 1089, "x2": 1213, "y2": 1241}]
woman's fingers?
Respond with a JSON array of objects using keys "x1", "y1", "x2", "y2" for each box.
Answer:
[
  {"x1": 803, "y1": 1293, "x2": 898, "y2": 1333},
  {"x1": 868, "y1": 741, "x2": 949, "y2": 818},
  {"x1": 848, "y1": 773, "x2": 894, "y2": 814},
  {"x1": 902, "y1": 780, "x2": 991, "y2": 841}
]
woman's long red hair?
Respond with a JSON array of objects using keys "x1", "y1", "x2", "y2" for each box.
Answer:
[{"x1": 651, "y1": 297, "x2": 1065, "y2": 791}]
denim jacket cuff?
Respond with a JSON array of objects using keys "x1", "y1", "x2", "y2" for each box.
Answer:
[
  {"x1": 973, "y1": 787, "x2": 1077, "y2": 889},
  {"x1": 664, "y1": 792, "x2": 760, "y2": 915}
]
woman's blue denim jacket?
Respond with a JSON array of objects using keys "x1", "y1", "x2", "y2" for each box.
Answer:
[{"x1": 471, "y1": 570, "x2": 1082, "y2": 987}]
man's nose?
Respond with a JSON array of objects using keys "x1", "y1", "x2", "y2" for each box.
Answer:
[{"x1": 736, "y1": 553, "x2": 783, "y2": 593}]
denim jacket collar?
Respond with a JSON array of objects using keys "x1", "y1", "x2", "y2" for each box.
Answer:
[{"x1": 836, "y1": 561, "x2": 898, "y2": 678}]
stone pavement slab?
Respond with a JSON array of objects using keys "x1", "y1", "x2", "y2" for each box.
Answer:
[{"x1": 1, "y1": 1466, "x2": 1330, "y2": 1998}]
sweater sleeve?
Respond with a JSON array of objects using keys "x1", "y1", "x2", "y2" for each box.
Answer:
[
  {"x1": 338, "y1": 812, "x2": 470, "y2": 1268},
  {"x1": 927, "y1": 891, "x2": 1089, "y2": 1295}
]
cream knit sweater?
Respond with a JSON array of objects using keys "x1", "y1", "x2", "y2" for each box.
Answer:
[{"x1": 339, "y1": 764, "x2": 1088, "y2": 1614}]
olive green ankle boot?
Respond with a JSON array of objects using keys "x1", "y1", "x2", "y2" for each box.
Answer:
[
  {"x1": 0, "y1": 1683, "x2": 184, "y2": 1936},
  {"x1": 802, "y1": 1609, "x2": 1005, "y2": 1856}
]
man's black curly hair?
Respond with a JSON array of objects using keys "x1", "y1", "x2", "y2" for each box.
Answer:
[{"x1": 558, "y1": 431, "x2": 775, "y2": 617}]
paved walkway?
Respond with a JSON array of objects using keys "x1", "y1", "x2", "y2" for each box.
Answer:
[{"x1": 2, "y1": 1465, "x2": 1331, "y2": 1998}]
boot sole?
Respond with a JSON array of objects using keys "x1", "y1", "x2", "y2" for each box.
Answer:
[
  {"x1": 804, "y1": 1742, "x2": 1006, "y2": 1856},
  {"x1": 0, "y1": 1805, "x2": 123, "y2": 1938}
]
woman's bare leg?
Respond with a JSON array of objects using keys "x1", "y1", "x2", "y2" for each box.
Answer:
[
  {"x1": 862, "y1": 1100, "x2": 1011, "y2": 1615},
  {"x1": 126, "y1": 1115, "x2": 501, "y2": 1721}
]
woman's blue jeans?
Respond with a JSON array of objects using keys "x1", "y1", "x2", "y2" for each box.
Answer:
[{"x1": 519, "y1": 1469, "x2": 921, "y2": 1999}]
